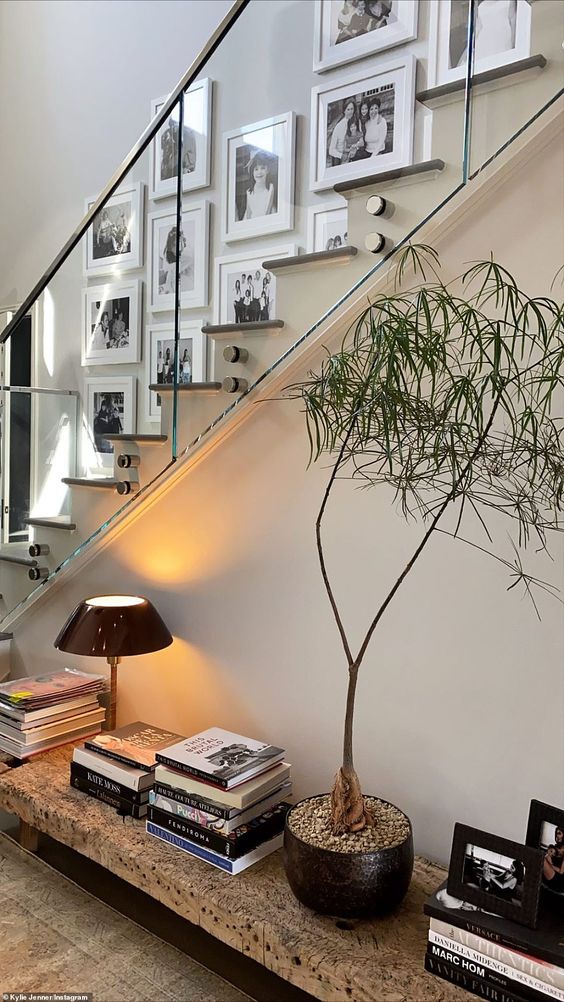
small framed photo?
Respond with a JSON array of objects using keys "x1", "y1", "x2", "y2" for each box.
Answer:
[
  {"x1": 526, "y1": 801, "x2": 564, "y2": 907},
  {"x1": 83, "y1": 376, "x2": 136, "y2": 468},
  {"x1": 307, "y1": 200, "x2": 349, "y2": 252},
  {"x1": 145, "y1": 321, "x2": 206, "y2": 422},
  {"x1": 447, "y1": 823, "x2": 543, "y2": 928},
  {"x1": 221, "y1": 112, "x2": 296, "y2": 242},
  {"x1": 84, "y1": 183, "x2": 144, "y2": 276},
  {"x1": 428, "y1": 0, "x2": 531, "y2": 89},
  {"x1": 147, "y1": 201, "x2": 209, "y2": 312},
  {"x1": 149, "y1": 78, "x2": 212, "y2": 199},
  {"x1": 310, "y1": 55, "x2": 415, "y2": 192},
  {"x1": 82, "y1": 280, "x2": 142, "y2": 366},
  {"x1": 214, "y1": 244, "x2": 298, "y2": 325},
  {"x1": 313, "y1": 0, "x2": 419, "y2": 73}
]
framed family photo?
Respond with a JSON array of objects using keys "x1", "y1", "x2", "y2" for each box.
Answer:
[
  {"x1": 84, "y1": 183, "x2": 144, "y2": 276},
  {"x1": 428, "y1": 0, "x2": 532, "y2": 89},
  {"x1": 221, "y1": 112, "x2": 296, "y2": 242},
  {"x1": 147, "y1": 201, "x2": 209, "y2": 311},
  {"x1": 145, "y1": 321, "x2": 206, "y2": 422},
  {"x1": 307, "y1": 200, "x2": 349, "y2": 252},
  {"x1": 213, "y1": 245, "x2": 298, "y2": 325},
  {"x1": 149, "y1": 78, "x2": 212, "y2": 199},
  {"x1": 83, "y1": 376, "x2": 136, "y2": 469},
  {"x1": 526, "y1": 800, "x2": 564, "y2": 907},
  {"x1": 310, "y1": 55, "x2": 415, "y2": 191},
  {"x1": 313, "y1": 0, "x2": 419, "y2": 73},
  {"x1": 82, "y1": 280, "x2": 142, "y2": 366}
]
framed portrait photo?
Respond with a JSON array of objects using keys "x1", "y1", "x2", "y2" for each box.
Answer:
[
  {"x1": 428, "y1": 0, "x2": 532, "y2": 89},
  {"x1": 82, "y1": 280, "x2": 142, "y2": 366},
  {"x1": 310, "y1": 55, "x2": 415, "y2": 192},
  {"x1": 313, "y1": 0, "x2": 419, "y2": 73},
  {"x1": 214, "y1": 244, "x2": 298, "y2": 326},
  {"x1": 447, "y1": 823, "x2": 543, "y2": 929},
  {"x1": 145, "y1": 321, "x2": 206, "y2": 422},
  {"x1": 307, "y1": 200, "x2": 349, "y2": 253},
  {"x1": 221, "y1": 111, "x2": 296, "y2": 243},
  {"x1": 526, "y1": 800, "x2": 564, "y2": 908},
  {"x1": 83, "y1": 376, "x2": 136, "y2": 469},
  {"x1": 84, "y1": 183, "x2": 144, "y2": 276},
  {"x1": 149, "y1": 78, "x2": 212, "y2": 199},
  {"x1": 147, "y1": 200, "x2": 209, "y2": 312}
]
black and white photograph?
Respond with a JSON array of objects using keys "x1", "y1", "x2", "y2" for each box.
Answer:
[
  {"x1": 314, "y1": 0, "x2": 418, "y2": 72},
  {"x1": 310, "y1": 57, "x2": 415, "y2": 191},
  {"x1": 84, "y1": 183, "x2": 144, "y2": 276},
  {"x1": 428, "y1": 0, "x2": 531, "y2": 88},
  {"x1": 92, "y1": 392, "x2": 125, "y2": 454},
  {"x1": 145, "y1": 322, "x2": 205, "y2": 422},
  {"x1": 84, "y1": 377, "x2": 135, "y2": 470},
  {"x1": 222, "y1": 113, "x2": 295, "y2": 242},
  {"x1": 448, "y1": 823, "x2": 543, "y2": 928},
  {"x1": 214, "y1": 246, "x2": 297, "y2": 326},
  {"x1": 150, "y1": 79, "x2": 212, "y2": 199},
  {"x1": 307, "y1": 202, "x2": 349, "y2": 253},
  {"x1": 82, "y1": 280, "x2": 141, "y2": 366},
  {"x1": 205, "y1": 742, "x2": 282, "y2": 782},
  {"x1": 148, "y1": 202, "x2": 209, "y2": 311},
  {"x1": 526, "y1": 800, "x2": 564, "y2": 903}
]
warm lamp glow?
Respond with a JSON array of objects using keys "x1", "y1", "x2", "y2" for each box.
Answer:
[{"x1": 86, "y1": 595, "x2": 145, "y2": 608}]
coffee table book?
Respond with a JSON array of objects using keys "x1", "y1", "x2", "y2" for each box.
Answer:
[
  {"x1": 155, "y1": 727, "x2": 284, "y2": 788},
  {"x1": 148, "y1": 800, "x2": 290, "y2": 859},
  {"x1": 71, "y1": 772, "x2": 148, "y2": 818},
  {"x1": 73, "y1": 745, "x2": 155, "y2": 792},
  {"x1": 154, "y1": 761, "x2": 291, "y2": 809},
  {"x1": 425, "y1": 951, "x2": 530, "y2": 1002},
  {"x1": 150, "y1": 780, "x2": 292, "y2": 833},
  {"x1": 85, "y1": 721, "x2": 184, "y2": 770},
  {"x1": 146, "y1": 820, "x2": 284, "y2": 875},
  {"x1": 70, "y1": 761, "x2": 150, "y2": 806}
]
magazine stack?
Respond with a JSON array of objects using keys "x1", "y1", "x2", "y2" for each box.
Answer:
[
  {"x1": 424, "y1": 882, "x2": 564, "y2": 1002},
  {"x1": 71, "y1": 721, "x2": 184, "y2": 818},
  {"x1": 147, "y1": 727, "x2": 292, "y2": 874},
  {"x1": 0, "y1": 668, "x2": 106, "y2": 759}
]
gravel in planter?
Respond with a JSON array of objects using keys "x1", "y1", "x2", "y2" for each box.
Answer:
[{"x1": 288, "y1": 795, "x2": 410, "y2": 853}]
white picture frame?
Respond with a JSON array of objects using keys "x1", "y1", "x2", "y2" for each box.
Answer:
[
  {"x1": 84, "y1": 183, "x2": 144, "y2": 276},
  {"x1": 310, "y1": 55, "x2": 415, "y2": 192},
  {"x1": 149, "y1": 78, "x2": 212, "y2": 199},
  {"x1": 307, "y1": 200, "x2": 349, "y2": 252},
  {"x1": 313, "y1": 0, "x2": 419, "y2": 73},
  {"x1": 428, "y1": 0, "x2": 532, "y2": 89},
  {"x1": 145, "y1": 321, "x2": 206, "y2": 423},
  {"x1": 83, "y1": 376, "x2": 136, "y2": 471},
  {"x1": 214, "y1": 244, "x2": 298, "y2": 325},
  {"x1": 147, "y1": 200, "x2": 209, "y2": 312},
  {"x1": 82, "y1": 280, "x2": 142, "y2": 366},
  {"x1": 221, "y1": 111, "x2": 296, "y2": 243}
]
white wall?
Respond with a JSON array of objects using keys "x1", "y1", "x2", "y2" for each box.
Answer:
[{"x1": 8, "y1": 128, "x2": 564, "y2": 866}]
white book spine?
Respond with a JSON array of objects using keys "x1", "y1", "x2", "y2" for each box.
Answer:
[{"x1": 73, "y1": 746, "x2": 153, "y2": 791}]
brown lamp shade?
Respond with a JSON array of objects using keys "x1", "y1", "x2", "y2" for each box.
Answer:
[{"x1": 54, "y1": 595, "x2": 173, "y2": 658}]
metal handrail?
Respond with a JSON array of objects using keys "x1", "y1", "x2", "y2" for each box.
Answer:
[
  {"x1": 0, "y1": 385, "x2": 79, "y2": 396},
  {"x1": 1, "y1": 0, "x2": 249, "y2": 345}
]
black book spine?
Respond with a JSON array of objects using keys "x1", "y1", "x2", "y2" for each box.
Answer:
[
  {"x1": 426, "y1": 942, "x2": 554, "y2": 1002},
  {"x1": 148, "y1": 804, "x2": 289, "y2": 859},
  {"x1": 425, "y1": 952, "x2": 532, "y2": 1002},
  {"x1": 70, "y1": 775, "x2": 147, "y2": 818},
  {"x1": 84, "y1": 740, "x2": 154, "y2": 773},
  {"x1": 71, "y1": 762, "x2": 148, "y2": 805},
  {"x1": 153, "y1": 781, "x2": 234, "y2": 819}
]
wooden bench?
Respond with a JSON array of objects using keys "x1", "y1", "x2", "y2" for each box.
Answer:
[{"x1": 0, "y1": 746, "x2": 463, "y2": 1001}]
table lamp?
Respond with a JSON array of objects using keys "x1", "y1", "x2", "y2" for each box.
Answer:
[{"x1": 54, "y1": 595, "x2": 173, "y2": 730}]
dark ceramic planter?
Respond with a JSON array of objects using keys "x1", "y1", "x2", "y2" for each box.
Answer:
[{"x1": 283, "y1": 795, "x2": 414, "y2": 918}]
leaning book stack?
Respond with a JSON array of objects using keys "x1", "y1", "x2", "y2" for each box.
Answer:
[
  {"x1": 147, "y1": 727, "x2": 292, "y2": 874},
  {"x1": 0, "y1": 668, "x2": 106, "y2": 758},
  {"x1": 424, "y1": 881, "x2": 564, "y2": 1002},
  {"x1": 70, "y1": 721, "x2": 184, "y2": 818}
]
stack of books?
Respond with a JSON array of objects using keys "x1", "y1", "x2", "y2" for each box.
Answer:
[
  {"x1": 0, "y1": 668, "x2": 106, "y2": 758},
  {"x1": 71, "y1": 721, "x2": 184, "y2": 818},
  {"x1": 424, "y1": 881, "x2": 564, "y2": 1002},
  {"x1": 147, "y1": 727, "x2": 292, "y2": 874}
]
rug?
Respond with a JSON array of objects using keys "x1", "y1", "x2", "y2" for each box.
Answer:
[{"x1": 0, "y1": 832, "x2": 250, "y2": 1001}]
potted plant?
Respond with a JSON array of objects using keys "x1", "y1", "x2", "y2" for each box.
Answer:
[{"x1": 283, "y1": 246, "x2": 563, "y2": 917}]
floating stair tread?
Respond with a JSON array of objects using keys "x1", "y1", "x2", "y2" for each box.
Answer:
[
  {"x1": 62, "y1": 477, "x2": 117, "y2": 489},
  {"x1": 0, "y1": 553, "x2": 37, "y2": 568},
  {"x1": 263, "y1": 247, "x2": 358, "y2": 271},
  {"x1": 334, "y1": 159, "x2": 445, "y2": 194},
  {"x1": 25, "y1": 517, "x2": 77, "y2": 531},
  {"x1": 0, "y1": 633, "x2": 12, "y2": 642},
  {"x1": 201, "y1": 320, "x2": 284, "y2": 337},
  {"x1": 417, "y1": 55, "x2": 547, "y2": 105},
  {"x1": 103, "y1": 434, "x2": 168, "y2": 444},
  {"x1": 148, "y1": 381, "x2": 222, "y2": 393}
]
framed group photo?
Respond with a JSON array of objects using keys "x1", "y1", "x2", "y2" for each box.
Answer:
[
  {"x1": 313, "y1": 0, "x2": 419, "y2": 73},
  {"x1": 307, "y1": 200, "x2": 349, "y2": 252},
  {"x1": 428, "y1": 0, "x2": 532, "y2": 89},
  {"x1": 145, "y1": 321, "x2": 206, "y2": 422},
  {"x1": 83, "y1": 376, "x2": 136, "y2": 469},
  {"x1": 310, "y1": 55, "x2": 415, "y2": 191},
  {"x1": 221, "y1": 112, "x2": 296, "y2": 242},
  {"x1": 147, "y1": 201, "x2": 209, "y2": 311},
  {"x1": 82, "y1": 280, "x2": 142, "y2": 366},
  {"x1": 214, "y1": 245, "x2": 298, "y2": 326},
  {"x1": 84, "y1": 183, "x2": 144, "y2": 276},
  {"x1": 149, "y1": 78, "x2": 212, "y2": 199}
]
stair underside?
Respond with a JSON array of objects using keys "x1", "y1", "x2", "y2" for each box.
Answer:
[
  {"x1": 25, "y1": 517, "x2": 77, "y2": 531},
  {"x1": 62, "y1": 478, "x2": 117, "y2": 490}
]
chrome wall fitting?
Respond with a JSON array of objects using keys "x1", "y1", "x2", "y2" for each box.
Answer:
[
  {"x1": 365, "y1": 232, "x2": 388, "y2": 254},
  {"x1": 117, "y1": 454, "x2": 141, "y2": 469},
  {"x1": 222, "y1": 377, "x2": 248, "y2": 394},
  {"x1": 116, "y1": 481, "x2": 140, "y2": 496},
  {"x1": 223, "y1": 345, "x2": 249, "y2": 364},
  {"x1": 28, "y1": 543, "x2": 50, "y2": 557},
  {"x1": 28, "y1": 567, "x2": 49, "y2": 581},
  {"x1": 366, "y1": 195, "x2": 394, "y2": 219}
]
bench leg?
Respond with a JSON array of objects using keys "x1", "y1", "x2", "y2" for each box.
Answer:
[{"x1": 19, "y1": 820, "x2": 40, "y2": 852}]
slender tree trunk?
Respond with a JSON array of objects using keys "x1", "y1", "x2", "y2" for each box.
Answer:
[{"x1": 330, "y1": 662, "x2": 373, "y2": 833}]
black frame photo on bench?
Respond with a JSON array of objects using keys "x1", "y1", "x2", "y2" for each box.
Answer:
[
  {"x1": 447, "y1": 823, "x2": 543, "y2": 928},
  {"x1": 526, "y1": 799, "x2": 564, "y2": 906}
]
